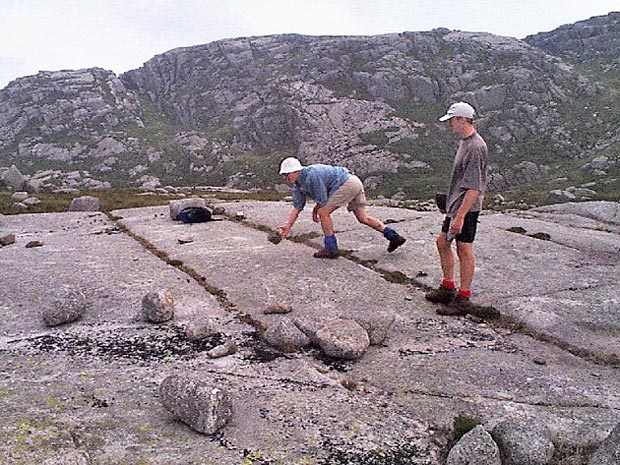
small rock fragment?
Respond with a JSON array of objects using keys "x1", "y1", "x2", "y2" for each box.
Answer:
[
  {"x1": 207, "y1": 340, "x2": 237, "y2": 358},
  {"x1": 264, "y1": 302, "x2": 292, "y2": 314},
  {"x1": 267, "y1": 231, "x2": 282, "y2": 244}
]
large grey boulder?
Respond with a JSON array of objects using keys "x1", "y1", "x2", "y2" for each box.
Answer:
[
  {"x1": 169, "y1": 197, "x2": 206, "y2": 221},
  {"x1": 159, "y1": 374, "x2": 233, "y2": 435},
  {"x1": 547, "y1": 189, "x2": 576, "y2": 203},
  {"x1": 69, "y1": 195, "x2": 101, "y2": 212},
  {"x1": 316, "y1": 319, "x2": 370, "y2": 360},
  {"x1": 264, "y1": 318, "x2": 311, "y2": 351},
  {"x1": 447, "y1": 425, "x2": 501, "y2": 465},
  {"x1": 41, "y1": 289, "x2": 88, "y2": 327},
  {"x1": 2, "y1": 165, "x2": 26, "y2": 190},
  {"x1": 142, "y1": 290, "x2": 175, "y2": 323},
  {"x1": 491, "y1": 418, "x2": 555, "y2": 465},
  {"x1": 589, "y1": 423, "x2": 620, "y2": 465},
  {"x1": 11, "y1": 192, "x2": 29, "y2": 202}
]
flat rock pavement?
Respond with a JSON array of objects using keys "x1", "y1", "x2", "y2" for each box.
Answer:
[{"x1": 0, "y1": 201, "x2": 619, "y2": 464}]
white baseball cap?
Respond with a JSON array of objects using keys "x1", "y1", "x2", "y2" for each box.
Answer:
[
  {"x1": 439, "y1": 101, "x2": 476, "y2": 121},
  {"x1": 279, "y1": 157, "x2": 304, "y2": 174}
]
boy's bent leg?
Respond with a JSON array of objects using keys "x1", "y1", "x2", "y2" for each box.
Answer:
[
  {"x1": 316, "y1": 205, "x2": 339, "y2": 236},
  {"x1": 352, "y1": 206, "x2": 384, "y2": 232}
]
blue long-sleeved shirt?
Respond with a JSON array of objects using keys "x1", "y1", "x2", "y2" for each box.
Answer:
[{"x1": 292, "y1": 164, "x2": 351, "y2": 211}]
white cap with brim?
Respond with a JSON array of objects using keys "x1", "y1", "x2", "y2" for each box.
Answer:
[
  {"x1": 439, "y1": 101, "x2": 476, "y2": 121},
  {"x1": 279, "y1": 157, "x2": 304, "y2": 174}
]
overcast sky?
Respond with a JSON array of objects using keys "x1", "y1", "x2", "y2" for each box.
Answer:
[{"x1": 1, "y1": 0, "x2": 618, "y2": 89}]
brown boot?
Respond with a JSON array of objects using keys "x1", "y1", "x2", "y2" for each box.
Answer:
[
  {"x1": 424, "y1": 285, "x2": 456, "y2": 304},
  {"x1": 436, "y1": 294, "x2": 473, "y2": 316}
]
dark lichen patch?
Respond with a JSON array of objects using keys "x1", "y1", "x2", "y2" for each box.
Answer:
[
  {"x1": 20, "y1": 326, "x2": 224, "y2": 362},
  {"x1": 528, "y1": 232, "x2": 551, "y2": 241},
  {"x1": 319, "y1": 439, "x2": 431, "y2": 465},
  {"x1": 506, "y1": 226, "x2": 527, "y2": 234},
  {"x1": 239, "y1": 332, "x2": 291, "y2": 364}
]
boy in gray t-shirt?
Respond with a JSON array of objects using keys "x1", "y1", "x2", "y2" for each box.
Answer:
[{"x1": 425, "y1": 102, "x2": 488, "y2": 316}]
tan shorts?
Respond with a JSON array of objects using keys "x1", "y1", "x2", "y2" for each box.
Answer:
[{"x1": 326, "y1": 175, "x2": 367, "y2": 211}]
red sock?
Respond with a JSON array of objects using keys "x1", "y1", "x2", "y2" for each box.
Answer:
[
  {"x1": 457, "y1": 289, "x2": 472, "y2": 299},
  {"x1": 441, "y1": 279, "x2": 456, "y2": 290}
]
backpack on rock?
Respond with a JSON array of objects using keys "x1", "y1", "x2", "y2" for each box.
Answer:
[{"x1": 177, "y1": 206, "x2": 212, "y2": 224}]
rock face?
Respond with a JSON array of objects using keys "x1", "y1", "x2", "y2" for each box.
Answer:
[
  {"x1": 588, "y1": 423, "x2": 620, "y2": 465},
  {"x1": 159, "y1": 374, "x2": 233, "y2": 434},
  {"x1": 1, "y1": 12, "x2": 619, "y2": 197}
]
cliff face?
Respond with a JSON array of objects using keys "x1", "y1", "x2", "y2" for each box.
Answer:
[{"x1": 1, "y1": 13, "x2": 619, "y2": 197}]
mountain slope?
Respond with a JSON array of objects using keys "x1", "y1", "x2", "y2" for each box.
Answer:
[{"x1": 1, "y1": 13, "x2": 619, "y2": 200}]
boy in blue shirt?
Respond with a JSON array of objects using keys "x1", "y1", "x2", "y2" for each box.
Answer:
[{"x1": 277, "y1": 157, "x2": 406, "y2": 258}]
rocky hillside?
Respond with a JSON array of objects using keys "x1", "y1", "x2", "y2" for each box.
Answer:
[{"x1": 1, "y1": 12, "x2": 619, "y2": 200}]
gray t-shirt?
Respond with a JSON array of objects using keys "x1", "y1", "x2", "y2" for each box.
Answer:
[{"x1": 446, "y1": 132, "x2": 488, "y2": 217}]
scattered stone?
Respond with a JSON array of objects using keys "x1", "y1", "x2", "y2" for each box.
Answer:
[
  {"x1": 42, "y1": 449, "x2": 91, "y2": 465},
  {"x1": 11, "y1": 191, "x2": 28, "y2": 202},
  {"x1": 267, "y1": 231, "x2": 282, "y2": 244},
  {"x1": 207, "y1": 340, "x2": 238, "y2": 358},
  {"x1": 548, "y1": 190, "x2": 576, "y2": 203},
  {"x1": 568, "y1": 187, "x2": 597, "y2": 200},
  {"x1": 264, "y1": 318, "x2": 311, "y2": 352},
  {"x1": 293, "y1": 315, "x2": 332, "y2": 344},
  {"x1": 169, "y1": 197, "x2": 206, "y2": 220},
  {"x1": 446, "y1": 425, "x2": 501, "y2": 465},
  {"x1": 343, "y1": 311, "x2": 395, "y2": 345},
  {"x1": 159, "y1": 374, "x2": 233, "y2": 435},
  {"x1": 491, "y1": 418, "x2": 555, "y2": 465},
  {"x1": 178, "y1": 236, "x2": 194, "y2": 244},
  {"x1": 533, "y1": 358, "x2": 547, "y2": 366},
  {"x1": 528, "y1": 232, "x2": 551, "y2": 241},
  {"x1": 69, "y1": 195, "x2": 101, "y2": 211},
  {"x1": 316, "y1": 319, "x2": 370, "y2": 360},
  {"x1": 234, "y1": 211, "x2": 245, "y2": 220},
  {"x1": 183, "y1": 317, "x2": 217, "y2": 341},
  {"x1": 264, "y1": 302, "x2": 292, "y2": 314},
  {"x1": 41, "y1": 289, "x2": 88, "y2": 327},
  {"x1": 25, "y1": 240, "x2": 44, "y2": 248},
  {"x1": 2, "y1": 165, "x2": 26, "y2": 190},
  {"x1": 22, "y1": 197, "x2": 41, "y2": 206},
  {"x1": 0, "y1": 233, "x2": 16, "y2": 246},
  {"x1": 212, "y1": 206, "x2": 225, "y2": 215},
  {"x1": 142, "y1": 290, "x2": 175, "y2": 323},
  {"x1": 588, "y1": 422, "x2": 620, "y2": 465}
]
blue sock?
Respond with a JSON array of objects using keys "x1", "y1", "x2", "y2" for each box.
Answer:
[
  {"x1": 324, "y1": 235, "x2": 338, "y2": 250},
  {"x1": 383, "y1": 227, "x2": 398, "y2": 240}
]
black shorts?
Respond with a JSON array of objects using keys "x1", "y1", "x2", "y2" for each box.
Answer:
[{"x1": 441, "y1": 211, "x2": 480, "y2": 243}]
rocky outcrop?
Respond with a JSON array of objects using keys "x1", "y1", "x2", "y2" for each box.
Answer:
[{"x1": 1, "y1": 13, "x2": 619, "y2": 197}]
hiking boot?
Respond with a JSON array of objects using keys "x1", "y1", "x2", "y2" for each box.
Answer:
[
  {"x1": 387, "y1": 235, "x2": 406, "y2": 253},
  {"x1": 424, "y1": 285, "x2": 456, "y2": 304},
  {"x1": 436, "y1": 294, "x2": 473, "y2": 316},
  {"x1": 313, "y1": 248, "x2": 339, "y2": 259}
]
